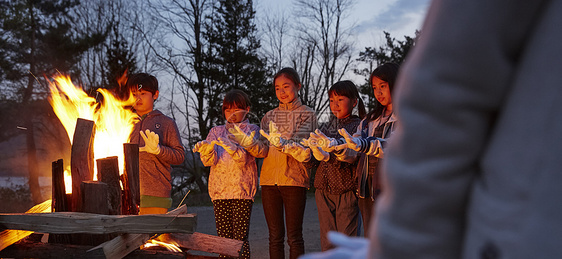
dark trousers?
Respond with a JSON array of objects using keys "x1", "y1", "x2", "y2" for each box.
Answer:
[
  {"x1": 358, "y1": 197, "x2": 374, "y2": 236},
  {"x1": 261, "y1": 185, "x2": 307, "y2": 259},
  {"x1": 212, "y1": 199, "x2": 253, "y2": 259},
  {"x1": 315, "y1": 189, "x2": 359, "y2": 251}
]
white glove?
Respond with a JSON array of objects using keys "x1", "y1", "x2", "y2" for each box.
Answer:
[
  {"x1": 337, "y1": 128, "x2": 363, "y2": 151},
  {"x1": 300, "y1": 138, "x2": 330, "y2": 161},
  {"x1": 139, "y1": 129, "x2": 161, "y2": 155},
  {"x1": 299, "y1": 231, "x2": 368, "y2": 259},
  {"x1": 228, "y1": 125, "x2": 257, "y2": 147},
  {"x1": 259, "y1": 121, "x2": 287, "y2": 148},
  {"x1": 300, "y1": 137, "x2": 316, "y2": 148},
  {"x1": 308, "y1": 129, "x2": 340, "y2": 152},
  {"x1": 283, "y1": 142, "x2": 311, "y2": 162},
  {"x1": 211, "y1": 137, "x2": 238, "y2": 155},
  {"x1": 192, "y1": 140, "x2": 215, "y2": 155},
  {"x1": 310, "y1": 145, "x2": 330, "y2": 162}
]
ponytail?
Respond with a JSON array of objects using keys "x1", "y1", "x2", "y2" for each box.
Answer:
[
  {"x1": 357, "y1": 96, "x2": 366, "y2": 119},
  {"x1": 328, "y1": 80, "x2": 366, "y2": 119}
]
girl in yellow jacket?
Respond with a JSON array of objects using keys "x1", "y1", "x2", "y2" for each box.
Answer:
[{"x1": 229, "y1": 67, "x2": 317, "y2": 259}]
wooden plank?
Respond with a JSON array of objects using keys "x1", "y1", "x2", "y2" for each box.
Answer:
[
  {"x1": 86, "y1": 205, "x2": 188, "y2": 259},
  {"x1": 88, "y1": 233, "x2": 151, "y2": 259},
  {"x1": 96, "y1": 156, "x2": 121, "y2": 215},
  {"x1": 0, "y1": 212, "x2": 196, "y2": 235},
  {"x1": 156, "y1": 232, "x2": 243, "y2": 258},
  {"x1": 71, "y1": 118, "x2": 95, "y2": 212},
  {"x1": 122, "y1": 143, "x2": 140, "y2": 215}
]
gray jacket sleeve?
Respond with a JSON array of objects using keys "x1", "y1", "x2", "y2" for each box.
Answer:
[
  {"x1": 158, "y1": 119, "x2": 186, "y2": 165},
  {"x1": 372, "y1": 1, "x2": 549, "y2": 258}
]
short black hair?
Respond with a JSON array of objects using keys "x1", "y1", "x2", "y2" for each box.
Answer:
[
  {"x1": 222, "y1": 89, "x2": 251, "y2": 116},
  {"x1": 126, "y1": 73, "x2": 159, "y2": 94}
]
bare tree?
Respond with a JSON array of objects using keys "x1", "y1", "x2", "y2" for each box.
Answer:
[
  {"x1": 259, "y1": 7, "x2": 292, "y2": 72},
  {"x1": 72, "y1": 0, "x2": 109, "y2": 89},
  {"x1": 140, "y1": 0, "x2": 212, "y2": 138},
  {"x1": 72, "y1": 0, "x2": 155, "y2": 90},
  {"x1": 131, "y1": 0, "x2": 213, "y2": 193},
  {"x1": 292, "y1": 0, "x2": 356, "y2": 114}
]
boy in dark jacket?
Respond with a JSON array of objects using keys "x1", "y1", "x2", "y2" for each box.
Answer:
[{"x1": 126, "y1": 73, "x2": 185, "y2": 214}]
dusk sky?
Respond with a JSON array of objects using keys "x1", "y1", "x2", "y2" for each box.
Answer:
[{"x1": 257, "y1": 0, "x2": 432, "y2": 51}]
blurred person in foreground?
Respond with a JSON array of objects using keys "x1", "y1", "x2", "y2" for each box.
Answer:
[{"x1": 301, "y1": 0, "x2": 562, "y2": 258}]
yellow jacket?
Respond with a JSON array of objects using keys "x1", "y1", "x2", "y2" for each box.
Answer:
[{"x1": 250, "y1": 98, "x2": 317, "y2": 188}]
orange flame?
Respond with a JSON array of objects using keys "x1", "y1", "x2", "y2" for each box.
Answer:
[
  {"x1": 143, "y1": 239, "x2": 183, "y2": 253},
  {"x1": 48, "y1": 75, "x2": 139, "y2": 183},
  {"x1": 117, "y1": 69, "x2": 129, "y2": 90},
  {"x1": 64, "y1": 166, "x2": 72, "y2": 194}
]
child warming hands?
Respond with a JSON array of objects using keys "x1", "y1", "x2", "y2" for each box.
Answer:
[
  {"x1": 336, "y1": 63, "x2": 400, "y2": 235},
  {"x1": 193, "y1": 89, "x2": 264, "y2": 259},
  {"x1": 127, "y1": 73, "x2": 185, "y2": 215},
  {"x1": 228, "y1": 68, "x2": 318, "y2": 259},
  {"x1": 300, "y1": 80, "x2": 366, "y2": 251}
]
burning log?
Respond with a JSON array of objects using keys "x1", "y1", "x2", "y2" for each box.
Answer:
[
  {"x1": 81, "y1": 182, "x2": 112, "y2": 244},
  {"x1": 71, "y1": 118, "x2": 95, "y2": 212},
  {"x1": 51, "y1": 159, "x2": 68, "y2": 212},
  {"x1": 0, "y1": 212, "x2": 196, "y2": 235},
  {"x1": 50, "y1": 159, "x2": 73, "y2": 244},
  {"x1": 87, "y1": 205, "x2": 188, "y2": 259},
  {"x1": 82, "y1": 181, "x2": 109, "y2": 215},
  {"x1": 79, "y1": 155, "x2": 130, "y2": 245},
  {"x1": 96, "y1": 156, "x2": 122, "y2": 215},
  {"x1": 156, "y1": 232, "x2": 244, "y2": 258},
  {"x1": 122, "y1": 143, "x2": 140, "y2": 215}
]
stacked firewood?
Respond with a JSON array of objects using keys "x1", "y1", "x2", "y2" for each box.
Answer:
[{"x1": 0, "y1": 118, "x2": 243, "y2": 258}]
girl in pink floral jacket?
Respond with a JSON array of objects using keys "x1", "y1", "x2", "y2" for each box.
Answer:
[{"x1": 193, "y1": 89, "x2": 265, "y2": 259}]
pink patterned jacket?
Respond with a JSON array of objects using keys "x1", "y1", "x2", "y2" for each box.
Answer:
[{"x1": 199, "y1": 120, "x2": 264, "y2": 201}]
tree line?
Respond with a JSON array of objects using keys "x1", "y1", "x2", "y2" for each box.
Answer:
[{"x1": 0, "y1": 0, "x2": 417, "y2": 204}]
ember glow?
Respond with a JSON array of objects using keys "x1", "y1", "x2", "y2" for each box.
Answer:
[{"x1": 48, "y1": 75, "x2": 139, "y2": 182}]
